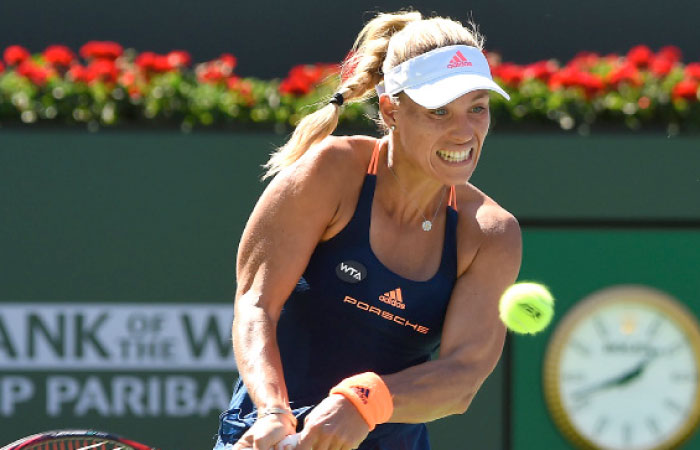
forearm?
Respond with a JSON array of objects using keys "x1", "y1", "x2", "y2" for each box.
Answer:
[
  {"x1": 382, "y1": 351, "x2": 502, "y2": 423},
  {"x1": 233, "y1": 293, "x2": 289, "y2": 410}
]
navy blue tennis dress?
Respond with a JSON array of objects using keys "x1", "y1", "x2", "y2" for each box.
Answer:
[{"x1": 214, "y1": 139, "x2": 459, "y2": 450}]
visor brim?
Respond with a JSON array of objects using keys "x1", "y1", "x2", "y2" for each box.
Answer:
[{"x1": 402, "y1": 73, "x2": 510, "y2": 109}]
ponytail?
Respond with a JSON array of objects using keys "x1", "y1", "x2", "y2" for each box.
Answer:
[{"x1": 263, "y1": 11, "x2": 421, "y2": 179}]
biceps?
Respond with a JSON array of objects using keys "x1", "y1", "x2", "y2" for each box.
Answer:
[
  {"x1": 438, "y1": 293, "x2": 506, "y2": 371},
  {"x1": 235, "y1": 173, "x2": 338, "y2": 315},
  {"x1": 438, "y1": 229, "x2": 521, "y2": 367}
]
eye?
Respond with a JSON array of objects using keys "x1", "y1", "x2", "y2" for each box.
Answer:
[
  {"x1": 471, "y1": 105, "x2": 488, "y2": 114},
  {"x1": 430, "y1": 107, "x2": 448, "y2": 116}
]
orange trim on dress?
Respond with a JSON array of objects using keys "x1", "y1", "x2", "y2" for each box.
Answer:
[
  {"x1": 367, "y1": 138, "x2": 382, "y2": 175},
  {"x1": 448, "y1": 185, "x2": 457, "y2": 210}
]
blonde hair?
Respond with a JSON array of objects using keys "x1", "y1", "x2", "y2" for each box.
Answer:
[{"x1": 263, "y1": 11, "x2": 484, "y2": 178}]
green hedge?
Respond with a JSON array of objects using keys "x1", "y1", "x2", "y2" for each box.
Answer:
[{"x1": 1, "y1": 43, "x2": 699, "y2": 134}]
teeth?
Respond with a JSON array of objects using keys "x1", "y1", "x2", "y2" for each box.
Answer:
[{"x1": 437, "y1": 149, "x2": 472, "y2": 162}]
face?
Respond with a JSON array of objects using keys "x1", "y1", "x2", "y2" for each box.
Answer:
[{"x1": 381, "y1": 89, "x2": 491, "y2": 185}]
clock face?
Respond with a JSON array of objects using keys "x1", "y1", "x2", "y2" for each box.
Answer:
[{"x1": 544, "y1": 286, "x2": 700, "y2": 450}]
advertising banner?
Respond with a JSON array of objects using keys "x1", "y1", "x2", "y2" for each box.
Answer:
[{"x1": 0, "y1": 303, "x2": 236, "y2": 448}]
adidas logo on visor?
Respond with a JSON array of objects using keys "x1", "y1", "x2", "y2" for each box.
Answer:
[{"x1": 446, "y1": 50, "x2": 472, "y2": 69}]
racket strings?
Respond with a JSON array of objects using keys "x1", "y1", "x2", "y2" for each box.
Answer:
[{"x1": 24, "y1": 439, "x2": 132, "y2": 450}]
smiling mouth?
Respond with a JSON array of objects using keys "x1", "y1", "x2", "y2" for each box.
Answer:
[{"x1": 437, "y1": 148, "x2": 473, "y2": 163}]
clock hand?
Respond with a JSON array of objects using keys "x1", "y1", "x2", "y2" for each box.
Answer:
[{"x1": 573, "y1": 357, "x2": 653, "y2": 400}]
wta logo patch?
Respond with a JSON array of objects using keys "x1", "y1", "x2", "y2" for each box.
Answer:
[{"x1": 336, "y1": 260, "x2": 367, "y2": 283}]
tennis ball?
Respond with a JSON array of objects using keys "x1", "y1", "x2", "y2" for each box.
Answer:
[{"x1": 499, "y1": 282, "x2": 554, "y2": 334}]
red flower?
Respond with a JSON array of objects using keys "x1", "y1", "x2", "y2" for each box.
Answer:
[
  {"x1": 43, "y1": 45, "x2": 75, "y2": 67},
  {"x1": 3, "y1": 45, "x2": 31, "y2": 66},
  {"x1": 672, "y1": 79, "x2": 699, "y2": 101},
  {"x1": 219, "y1": 53, "x2": 237, "y2": 74},
  {"x1": 607, "y1": 63, "x2": 643, "y2": 87},
  {"x1": 152, "y1": 55, "x2": 173, "y2": 72},
  {"x1": 227, "y1": 75, "x2": 254, "y2": 94},
  {"x1": 227, "y1": 76, "x2": 254, "y2": 104},
  {"x1": 685, "y1": 63, "x2": 700, "y2": 80},
  {"x1": 279, "y1": 78, "x2": 310, "y2": 96},
  {"x1": 226, "y1": 75, "x2": 241, "y2": 90},
  {"x1": 135, "y1": 52, "x2": 174, "y2": 73},
  {"x1": 523, "y1": 60, "x2": 558, "y2": 83},
  {"x1": 548, "y1": 67, "x2": 577, "y2": 90},
  {"x1": 567, "y1": 51, "x2": 600, "y2": 70},
  {"x1": 118, "y1": 69, "x2": 138, "y2": 87},
  {"x1": 656, "y1": 46, "x2": 682, "y2": 64},
  {"x1": 577, "y1": 72, "x2": 605, "y2": 97},
  {"x1": 492, "y1": 63, "x2": 524, "y2": 87},
  {"x1": 197, "y1": 64, "x2": 226, "y2": 83},
  {"x1": 68, "y1": 64, "x2": 89, "y2": 83},
  {"x1": 17, "y1": 60, "x2": 52, "y2": 86},
  {"x1": 627, "y1": 45, "x2": 653, "y2": 68},
  {"x1": 128, "y1": 85, "x2": 142, "y2": 100},
  {"x1": 638, "y1": 96, "x2": 651, "y2": 109},
  {"x1": 167, "y1": 50, "x2": 191, "y2": 68},
  {"x1": 279, "y1": 63, "x2": 337, "y2": 96},
  {"x1": 80, "y1": 41, "x2": 123, "y2": 60},
  {"x1": 86, "y1": 59, "x2": 118, "y2": 84},
  {"x1": 649, "y1": 57, "x2": 674, "y2": 77},
  {"x1": 135, "y1": 52, "x2": 157, "y2": 71},
  {"x1": 549, "y1": 67, "x2": 603, "y2": 97},
  {"x1": 603, "y1": 53, "x2": 622, "y2": 64},
  {"x1": 0, "y1": 61, "x2": 4, "y2": 73},
  {"x1": 279, "y1": 66, "x2": 316, "y2": 96}
]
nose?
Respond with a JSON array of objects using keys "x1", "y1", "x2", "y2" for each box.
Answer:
[{"x1": 450, "y1": 113, "x2": 476, "y2": 143}]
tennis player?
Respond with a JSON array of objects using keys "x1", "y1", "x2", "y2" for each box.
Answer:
[{"x1": 214, "y1": 10, "x2": 522, "y2": 450}]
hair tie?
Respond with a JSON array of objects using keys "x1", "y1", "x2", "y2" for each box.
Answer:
[{"x1": 329, "y1": 92, "x2": 345, "y2": 106}]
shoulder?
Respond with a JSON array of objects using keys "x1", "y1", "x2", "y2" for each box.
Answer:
[
  {"x1": 294, "y1": 135, "x2": 375, "y2": 172},
  {"x1": 273, "y1": 134, "x2": 376, "y2": 206},
  {"x1": 267, "y1": 135, "x2": 378, "y2": 238},
  {"x1": 453, "y1": 183, "x2": 522, "y2": 276},
  {"x1": 277, "y1": 135, "x2": 375, "y2": 187}
]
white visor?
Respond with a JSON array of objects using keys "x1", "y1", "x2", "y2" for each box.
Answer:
[{"x1": 378, "y1": 45, "x2": 510, "y2": 109}]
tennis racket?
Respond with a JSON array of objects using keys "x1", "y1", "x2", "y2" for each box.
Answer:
[{"x1": 0, "y1": 430, "x2": 158, "y2": 450}]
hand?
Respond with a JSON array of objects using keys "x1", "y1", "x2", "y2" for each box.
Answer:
[
  {"x1": 295, "y1": 394, "x2": 371, "y2": 450},
  {"x1": 232, "y1": 413, "x2": 297, "y2": 450}
]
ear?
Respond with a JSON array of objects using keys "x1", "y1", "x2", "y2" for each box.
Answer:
[{"x1": 378, "y1": 94, "x2": 398, "y2": 128}]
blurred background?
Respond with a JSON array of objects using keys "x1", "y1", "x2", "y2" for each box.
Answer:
[
  {"x1": 2, "y1": 0, "x2": 700, "y2": 77},
  {"x1": 1, "y1": 1, "x2": 699, "y2": 449}
]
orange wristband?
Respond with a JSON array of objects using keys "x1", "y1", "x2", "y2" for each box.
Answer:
[{"x1": 329, "y1": 372, "x2": 393, "y2": 431}]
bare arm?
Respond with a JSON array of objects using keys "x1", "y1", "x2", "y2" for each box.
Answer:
[
  {"x1": 233, "y1": 143, "x2": 348, "y2": 409},
  {"x1": 383, "y1": 210, "x2": 522, "y2": 422},
  {"x1": 231, "y1": 138, "x2": 367, "y2": 449}
]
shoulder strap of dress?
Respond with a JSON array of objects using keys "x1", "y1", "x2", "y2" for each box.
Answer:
[
  {"x1": 448, "y1": 185, "x2": 458, "y2": 210},
  {"x1": 367, "y1": 138, "x2": 382, "y2": 175}
]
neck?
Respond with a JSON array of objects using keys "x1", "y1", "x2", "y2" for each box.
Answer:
[{"x1": 376, "y1": 146, "x2": 446, "y2": 227}]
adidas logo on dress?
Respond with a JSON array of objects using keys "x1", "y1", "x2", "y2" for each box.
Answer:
[
  {"x1": 446, "y1": 50, "x2": 473, "y2": 69},
  {"x1": 379, "y1": 288, "x2": 405, "y2": 310}
]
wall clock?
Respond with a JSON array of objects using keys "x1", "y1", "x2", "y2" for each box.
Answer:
[{"x1": 543, "y1": 285, "x2": 700, "y2": 449}]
